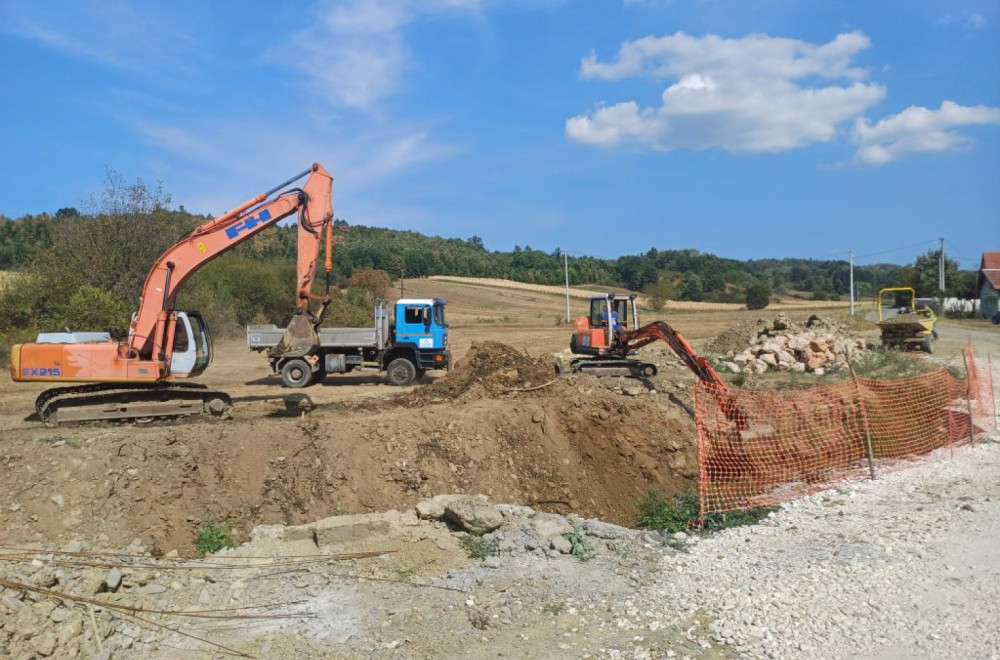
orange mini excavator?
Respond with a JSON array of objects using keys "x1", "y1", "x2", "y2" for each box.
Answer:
[
  {"x1": 568, "y1": 294, "x2": 749, "y2": 429},
  {"x1": 11, "y1": 163, "x2": 335, "y2": 424}
]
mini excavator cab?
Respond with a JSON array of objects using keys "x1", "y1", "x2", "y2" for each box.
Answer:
[{"x1": 573, "y1": 294, "x2": 638, "y2": 355}]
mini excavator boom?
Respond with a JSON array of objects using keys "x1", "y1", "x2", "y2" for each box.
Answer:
[{"x1": 11, "y1": 163, "x2": 335, "y2": 423}]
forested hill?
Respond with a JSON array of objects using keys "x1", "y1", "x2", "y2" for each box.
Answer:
[{"x1": 0, "y1": 210, "x2": 974, "y2": 305}]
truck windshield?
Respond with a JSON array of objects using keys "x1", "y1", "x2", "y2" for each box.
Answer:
[{"x1": 433, "y1": 304, "x2": 446, "y2": 327}]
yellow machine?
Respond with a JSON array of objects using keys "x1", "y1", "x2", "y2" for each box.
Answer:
[{"x1": 876, "y1": 287, "x2": 936, "y2": 353}]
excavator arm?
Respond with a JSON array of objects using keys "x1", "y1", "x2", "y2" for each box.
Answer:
[
  {"x1": 621, "y1": 321, "x2": 727, "y2": 390},
  {"x1": 128, "y1": 163, "x2": 333, "y2": 361},
  {"x1": 622, "y1": 321, "x2": 748, "y2": 430}
]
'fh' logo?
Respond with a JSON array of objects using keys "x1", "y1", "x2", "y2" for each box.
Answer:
[{"x1": 225, "y1": 209, "x2": 272, "y2": 240}]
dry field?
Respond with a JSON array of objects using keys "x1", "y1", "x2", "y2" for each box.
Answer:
[{"x1": 427, "y1": 274, "x2": 853, "y2": 312}]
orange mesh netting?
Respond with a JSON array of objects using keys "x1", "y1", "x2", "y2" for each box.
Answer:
[{"x1": 694, "y1": 342, "x2": 996, "y2": 516}]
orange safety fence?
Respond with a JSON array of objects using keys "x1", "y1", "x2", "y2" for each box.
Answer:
[{"x1": 693, "y1": 341, "x2": 997, "y2": 517}]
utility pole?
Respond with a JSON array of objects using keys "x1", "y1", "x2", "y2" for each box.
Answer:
[
  {"x1": 564, "y1": 251, "x2": 571, "y2": 323},
  {"x1": 849, "y1": 251, "x2": 855, "y2": 316},
  {"x1": 400, "y1": 267, "x2": 405, "y2": 299},
  {"x1": 938, "y1": 237, "x2": 946, "y2": 294}
]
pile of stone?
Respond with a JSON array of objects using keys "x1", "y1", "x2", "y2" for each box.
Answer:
[{"x1": 719, "y1": 313, "x2": 867, "y2": 376}]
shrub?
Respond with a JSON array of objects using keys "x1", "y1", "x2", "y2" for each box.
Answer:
[
  {"x1": 636, "y1": 490, "x2": 775, "y2": 533},
  {"x1": 195, "y1": 515, "x2": 237, "y2": 555},
  {"x1": 459, "y1": 534, "x2": 500, "y2": 560},
  {"x1": 561, "y1": 525, "x2": 594, "y2": 559},
  {"x1": 745, "y1": 281, "x2": 771, "y2": 310},
  {"x1": 636, "y1": 491, "x2": 700, "y2": 532},
  {"x1": 63, "y1": 285, "x2": 133, "y2": 338}
]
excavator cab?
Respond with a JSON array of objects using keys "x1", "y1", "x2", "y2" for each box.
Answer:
[
  {"x1": 169, "y1": 311, "x2": 213, "y2": 378},
  {"x1": 574, "y1": 294, "x2": 639, "y2": 354},
  {"x1": 587, "y1": 294, "x2": 637, "y2": 332}
]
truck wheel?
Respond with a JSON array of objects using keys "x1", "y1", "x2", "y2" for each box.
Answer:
[
  {"x1": 386, "y1": 358, "x2": 417, "y2": 386},
  {"x1": 922, "y1": 336, "x2": 933, "y2": 354},
  {"x1": 281, "y1": 359, "x2": 314, "y2": 388}
]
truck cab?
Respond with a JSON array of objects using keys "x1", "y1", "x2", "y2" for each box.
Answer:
[
  {"x1": 387, "y1": 298, "x2": 449, "y2": 382},
  {"x1": 394, "y1": 298, "x2": 448, "y2": 351}
]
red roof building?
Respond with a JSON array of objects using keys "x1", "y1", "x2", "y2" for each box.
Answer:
[{"x1": 979, "y1": 252, "x2": 1000, "y2": 317}]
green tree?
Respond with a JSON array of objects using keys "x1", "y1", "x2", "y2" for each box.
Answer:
[
  {"x1": 680, "y1": 273, "x2": 704, "y2": 302},
  {"x1": 745, "y1": 280, "x2": 771, "y2": 310}
]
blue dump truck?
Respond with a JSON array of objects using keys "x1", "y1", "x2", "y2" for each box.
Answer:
[{"x1": 247, "y1": 298, "x2": 450, "y2": 387}]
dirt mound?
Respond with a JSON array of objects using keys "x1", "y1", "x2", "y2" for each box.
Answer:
[
  {"x1": 0, "y1": 378, "x2": 698, "y2": 555},
  {"x1": 411, "y1": 340, "x2": 558, "y2": 402},
  {"x1": 702, "y1": 320, "x2": 757, "y2": 356}
]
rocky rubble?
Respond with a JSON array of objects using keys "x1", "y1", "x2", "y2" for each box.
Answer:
[
  {"x1": 2, "y1": 438, "x2": 998, "y2": 660},
  {"x1": 0, "y1": 495, "x2": 664, "y2": 659},
  {"x1": 718, "y1": 313, "x2": 867, "y2": 376}
]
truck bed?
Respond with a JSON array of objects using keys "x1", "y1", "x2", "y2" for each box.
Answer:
[{"x1": 247, "y1": 324, "x2": 378, "y2": 350}]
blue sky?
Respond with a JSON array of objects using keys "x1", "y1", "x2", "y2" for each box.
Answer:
[{"x1": 1, "y1": 0, "x2": 997, "y2": 270}]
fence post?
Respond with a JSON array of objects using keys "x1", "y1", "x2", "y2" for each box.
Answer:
[
  {"x1": 848, "y1": 363, "x2": 877, "y2": 480},
  {"x1": 990, "y1": 354, "x2": 997, "y2": 429},
  {"x1": 962, "y1": 349, "x2": 976, "y2": 446},
  {"x1": 694, "y1": 384, "x2": 707, "y2": 530}
]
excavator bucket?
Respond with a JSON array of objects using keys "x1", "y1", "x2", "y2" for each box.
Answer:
[{"x1": 268, "y1": 311, "x2": 320, "y2": 358}]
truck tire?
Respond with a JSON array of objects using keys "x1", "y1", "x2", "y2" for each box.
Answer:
[
  {"x1": 922, "y1": 336, "x2": 932, "y2": 354},
  {"x1": 386, "y1": 358, "x2": 417, "y2": 386},
  {"x1": 281, "y1": 358, "x2": 315, "y2": 388}
]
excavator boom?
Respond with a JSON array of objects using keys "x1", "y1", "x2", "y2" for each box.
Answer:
[{"x1": 129, "y1": 163, "x2": 333, "y2": 362}]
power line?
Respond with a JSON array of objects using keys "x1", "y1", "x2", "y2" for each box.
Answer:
[{"x1": 854, "y1": 239, "x2": 939, "y2": 260}]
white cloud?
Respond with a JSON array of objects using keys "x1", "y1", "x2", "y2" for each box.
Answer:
[
  {"x1": 269, "y1": 0, "x2": 486, "y2": 110},
  {"x1": 1, "y1": 0, "x2": 200, "y2": 77},
  {"x1": 125, "y1": 114, "x2": 458, "y2": 215},
  {"x1": 939, "y1": 11, "x2": 988, "y2": 30},
  {"x1": 569, "y1": 32, "x2": 886, "y2": 153},
  {"x1": 852, "y1": 101, "x2": 1000, "y2": 166}
]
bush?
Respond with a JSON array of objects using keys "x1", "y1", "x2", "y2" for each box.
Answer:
[
  {"x1": 195, "y1": 515, "x2": 237, "y2": 554},
  {"x1": 63, "y1": 285, "x2": 133, "y2": 338},
  {"x1": 745, "y1": 281, "x2": 771, "y2": 310},
  {"x1": 636, "y1": 491, "x2": 700, "y2": 532},
  {"x1": 459, "y1": 534, "x2": 500, "y2": 559},
  {"x1": 636, "y1": 490, "x2": 775, "y2": 532}
]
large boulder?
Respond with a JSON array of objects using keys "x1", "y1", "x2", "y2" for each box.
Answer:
[{"x1": 443, "y1": 496, "x2": 504, "y2": 536}]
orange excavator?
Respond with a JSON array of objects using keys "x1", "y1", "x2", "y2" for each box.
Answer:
[
  {"x1": 568, "y1": 294, "x2": 747, "y2": 428},
  {"x1": 11, "y1": 163, "x2": 336, "y2": 424}
]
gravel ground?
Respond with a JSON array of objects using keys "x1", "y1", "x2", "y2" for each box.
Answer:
[{"x1": 631, "y1": 439, "x2": 1000, "y2": 660}]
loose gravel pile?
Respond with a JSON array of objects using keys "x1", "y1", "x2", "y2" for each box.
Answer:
[{"x1": 627, "y1": 440, "x2": 1000, "y2": 660}]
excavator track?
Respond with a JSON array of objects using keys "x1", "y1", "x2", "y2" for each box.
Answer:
[
  {"x1": 569, "y1": 358, "x2": 658, "y2": 378},
  {"x1": 36, "y1": 383, "x2": 231, "y2": 425}
]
